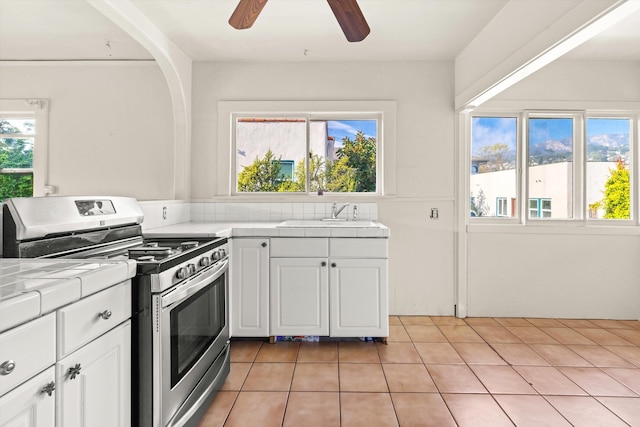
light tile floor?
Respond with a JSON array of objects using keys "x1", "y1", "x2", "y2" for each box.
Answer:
[{"x1": 199, "y1": 316, "x2": 640, "y2": 426}]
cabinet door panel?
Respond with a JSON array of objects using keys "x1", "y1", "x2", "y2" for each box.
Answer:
[
  {"x1": 270, "y1": 258, "x2": 328, "y2": 336},
  {"x1": 57, "y1": 321, "x2": 131, "y2": 427},
  {"x1": 0, "y1": 367, "x2": 55, "y2": 427},
  {"x1": 330, "y1": 259, "x2": 388, "y2": 337},
  {"x1": 230, "y1": 239, "x2": 269, "y2": 337}
]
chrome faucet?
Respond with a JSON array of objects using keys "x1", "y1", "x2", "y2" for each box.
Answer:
[{"x1": 331, "y1": 201, "x2": 349, "y2": 219}]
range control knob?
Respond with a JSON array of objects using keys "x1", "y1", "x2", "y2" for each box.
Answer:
[
  {"x1": 219, "y1": 248, "x2": 227, "y2": 258},
  {"x1": 199, "y1": 257, "x2": 210, "y2": 267},
  {"x1": 176, "y1": 267, "x2": 188, "y2": 280},
  {"x1": 212, "y1": 251, "x2": 221, "y2": 262},
  {"x1": 187, "y1": 264, "x2": 197, "y2": 275}
]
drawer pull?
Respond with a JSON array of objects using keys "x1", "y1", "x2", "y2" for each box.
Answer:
[
  {"x1": 0, "y1": 360, "x2": 16, "y2": 375},
  {"x1": 98, "y1": 309, "x2": 113, "y2": 320},
  {"x1": 321, "y1": 261, "x2": 327, "y2": 267},
  {"x1": 41, "y1": 381, "x2": 56, "y2": 396},
  {"x1": 331, "y1": 263, "x2": 337, "y2": 268},
  {"x1": 68, "y1": 363, "x2": 82, "y2": 380}
]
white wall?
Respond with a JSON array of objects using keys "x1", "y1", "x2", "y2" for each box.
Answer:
[
  {"x1": 466, "y1": 60, "x2": 640, "y2": 319},
  {"x1": 0, "y1": 62, "x2": 174, "y2": 200},
  {"x1": 191, "y1": 61, "x2": 457, "y2": 315}
]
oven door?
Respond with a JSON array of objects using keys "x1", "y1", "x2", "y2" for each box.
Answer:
[{"x1": 153, "y1": 258, "x2": 229, "y2": 427}]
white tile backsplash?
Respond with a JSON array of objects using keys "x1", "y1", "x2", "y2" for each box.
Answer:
[{"x1": 139, "y1": 201, "x2": 378, "y2": 229}]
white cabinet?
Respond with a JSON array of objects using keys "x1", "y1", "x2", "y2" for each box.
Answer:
[
  {"x1": 330, "y1": 258, "x2": 388, "y2": 337},
  {"x1": 0, "y1": 280, "x2": 131, "y2": 427},
  {"x1": 230, "y1": 238, "x2": 270, "y2": 337},
  {"x1": 0, "y1": 367, "x2": 55, "y2": 427},
  {"x1": 56, "y1": 321, "x2": 131, "y2": 427},
  {"x1": 269, "y1": 237, "x2": 388, "y2": 338},
  {"x1": 270, "y1": 258, "x2": 329, "y2": 336}
]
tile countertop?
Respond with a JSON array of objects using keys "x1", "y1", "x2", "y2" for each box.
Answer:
[
  {"x1": 0, "y1": 259, "x2": 136, "y2": 333},
  {"x1": 143, "y1": 221, "x2": 390, "y2": 239}
]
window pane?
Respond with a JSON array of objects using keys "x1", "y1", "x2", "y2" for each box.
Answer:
[
  {"x1": 1, "y1": 137, "x2": 34, "y2": 169},
  {"x1": 528, "y1": 117, "x2": 573, "y2": 219},
  {"x1": 0, "y1": 173, "x2": 33, "y2": 201},
  {"x1": 586, "y1": 118, "x2": 631, "y2": 220},
  {"x1": 0, "y1": 118, "x2": 35, "y2": 135},
  {"x1": 313, "y1": 119, "x2": 377, "y2": 193},
  {"x1": 235, "y1": 118, "x2": 307, "y2": 192},
  {"x1": 470, "y1": 117, "x2": 517, "y2": 217}
]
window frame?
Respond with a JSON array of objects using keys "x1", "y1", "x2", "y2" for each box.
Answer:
[
  {"x1": 220, "y1": 100, "x2": 396, "y2": 197},
  {"x1": 468, "y1": 113, "x2": 521, "y2": 223},
  {"x1": 468, "y1": 109, "x2": 637, "y2": 226},
  {"x1": 496, "y1": 197, "x2": 508, "y2": 217},
  {"x1": 0, "y1": 99, "x2": 49, "y2": 200},
  {"x1": 231, "y1": 112, "x2": 381, "y2": 195}
]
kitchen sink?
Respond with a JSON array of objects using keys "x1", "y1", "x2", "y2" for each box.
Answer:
[{"x1": 277, "y1": 220, "x2": 379, "y2": 228}]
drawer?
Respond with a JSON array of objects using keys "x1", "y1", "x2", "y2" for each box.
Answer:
[
  {"x1": 57, "y1": 280, "x2": 131, "y2": 359},
  {"x1": 270, "y1": 238, "x2": 329, "y2": 258},
  {"x1": 0, "y1": 313, "x2": 56, "y2": 397},
  {"x1": 330, "y1": 238, "x2": 388, "y2": 258}
]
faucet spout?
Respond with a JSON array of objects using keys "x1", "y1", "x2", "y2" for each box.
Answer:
[{"x1": 332, "y1": 202, "x2": 349, "y2": 219}]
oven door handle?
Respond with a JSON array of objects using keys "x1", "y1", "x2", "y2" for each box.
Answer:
[{"x1": 161, "y1": 258, "x2": 229, "y2": 308}]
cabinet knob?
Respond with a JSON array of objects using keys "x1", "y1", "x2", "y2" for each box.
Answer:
[
  {"x1": 41, "y1": 381, "x2": 56, "y2": 397},
  {"x1": 331, "y1": 263, "x2": 337, "y2": 268},
  {"x1": 321, "y1": 261, "x2": 327, "y2": 267},
  {"x1": 0, "y1": 360, "x2": 16, "y2": 375},
  {"x1": 98, "y1": 309, "x2": 112, "y2": 320},
  {"x1": 68, "y1": 363, "x2": 82, "y2": 380},
  {"x1": 261, "y1": 242, "x2": 267, "y2": 248}
]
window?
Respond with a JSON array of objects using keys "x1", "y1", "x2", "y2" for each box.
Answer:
[
  {"x1": 527, "y1": 116, "x2": 575, "y2": 220},
  {"x1": 469, "y1": 110, "x2": 635, "y2": 224},
  {"x1": 470, "y1": 116, "x2": 518, "y2": 217},
  {"x1": 233, "y1": 115, "x2": 378, "y2": 194},
  {"x1": 0, "y1": 100, "x2": 48, "y2": 202},
  {"x1": 496, "y1": 197, "x2": 508, "y2": 216},
  {"x1": 528, "y1": 198, "x2": 552, "y2": 218},
  {"x1": 585, "y1": 117, "x2": 631, "y2": 220}
]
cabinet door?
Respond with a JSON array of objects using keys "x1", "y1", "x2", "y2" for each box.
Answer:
[
  {"x1": 270, "y1": 258, "x2": 329, "y2": 336},
  {"x1": 56, "y1": 321, "x2": 131, "y2": 427},
  {"x1": 230, "y1": 238, "x2": 270, "y2": 337},
  {"x1": 0, "y1": 367, "x2": 55, "y2": 427},
  {"x1": 330, "y1": 259, "x2": 388, "y2": 337}
]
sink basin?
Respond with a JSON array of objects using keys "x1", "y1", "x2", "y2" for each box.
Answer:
[{"x1": 277, "y1": 220, "x2": 379, "y2": 228}]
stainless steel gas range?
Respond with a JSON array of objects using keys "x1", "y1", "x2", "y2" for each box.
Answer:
[{"x1": 2, "y1": 196, "x2": 230, "y2": 427}]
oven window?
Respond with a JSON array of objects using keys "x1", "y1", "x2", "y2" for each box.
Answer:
[{"x1": 170, "y1": 274, "x2": 225, "y2": 388}]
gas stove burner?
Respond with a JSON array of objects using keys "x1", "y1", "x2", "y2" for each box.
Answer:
[
  {"x1": 181, "y1": 241, "x2": 199, "y2": 250},
  {"x1": 145, "y1": 242, "x2": 159, "y2": 248},
  {"x1": 135, "y1": 255, "x2": 156, "y2": 262},
  {"x1": 128, "y1": 246, "x2": 173, "y2": 259}
]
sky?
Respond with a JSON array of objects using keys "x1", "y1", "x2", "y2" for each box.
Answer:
[
  {"x1": 472, "y1": 116, "x2": 630, "y2": 154},
  {"x1": 327, "y1": 120, "x2": 377, "y2": 146}
]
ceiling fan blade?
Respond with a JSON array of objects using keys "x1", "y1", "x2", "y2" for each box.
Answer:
[
  {"x1": 229, "y1": 0, "x2": 269, "y2": 30},
  {"x1": 326, "y1": 0, "x2": 370, "y2": 42}
]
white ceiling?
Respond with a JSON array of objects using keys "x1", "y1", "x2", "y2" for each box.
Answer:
[{"x1": 0, "y1": 0, "x2": 639, "y2": 62}]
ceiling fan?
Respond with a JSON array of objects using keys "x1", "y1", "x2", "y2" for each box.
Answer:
[{"x1": 228, "y1": 0, "x2": 370, "y2": 42}]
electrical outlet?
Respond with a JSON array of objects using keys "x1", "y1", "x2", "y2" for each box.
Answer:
[
  {"x1": 162, "y1": 206, "x2": 167, "y2": 220},
  {"x1": 430, "y1": 208, "x2": 439, "y2": 219}
]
